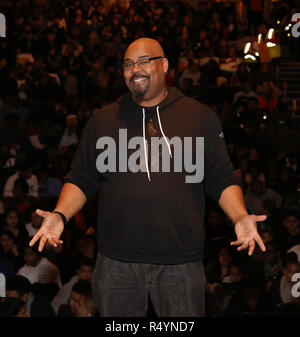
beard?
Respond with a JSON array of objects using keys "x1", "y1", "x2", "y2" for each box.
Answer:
[{"x1": 129, "y1": 74, "x2": 150, "y2": 99}]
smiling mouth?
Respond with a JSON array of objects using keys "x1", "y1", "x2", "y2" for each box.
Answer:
[{"x1": 132, "y1": 77, "x2": 148, "y2": 85}]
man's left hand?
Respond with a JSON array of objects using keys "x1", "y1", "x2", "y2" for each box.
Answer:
[{"x1": 230, "y1": 214, "x2": 267, "y2": 256}]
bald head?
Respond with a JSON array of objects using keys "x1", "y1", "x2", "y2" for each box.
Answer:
[
  {"x1": 123, "y1": 38, "x2": 169, "y2": 107},
  {"x1": 124, "y1": 38, "x2": 165, "y2": 59}
]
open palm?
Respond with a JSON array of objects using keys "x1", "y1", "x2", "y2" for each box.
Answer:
[
  {"x1": 29, "y1": 209, "x2": 64, "y2": 252},
  {"x1": 231, "y1": 214, "x2": 267, "y2": 256}
]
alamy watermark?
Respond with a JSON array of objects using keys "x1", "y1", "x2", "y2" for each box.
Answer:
[
  {"x1": 291, "y1": 13, "x2": 300, "y2": 38},
  {"x1": 95, "y1": 129, "x2": 205, "y2": 183},
  {"x1": 0, "y1": 13, "x2": 6, "y2": 38},
  {"x1": 0, "y1": 273, "x2": 5, "y2": 297},
  {"x1": 291, "y1": 273, "x2": 300, "y2": 298}
]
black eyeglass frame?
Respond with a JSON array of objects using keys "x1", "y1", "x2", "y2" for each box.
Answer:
[{"x1": 122, "y1": 56, "x2": 164, "y2": 69}]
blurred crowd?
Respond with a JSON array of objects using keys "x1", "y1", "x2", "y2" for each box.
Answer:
[{"x1": 0, "y1": 0, "x2": 299, "y2": 317}]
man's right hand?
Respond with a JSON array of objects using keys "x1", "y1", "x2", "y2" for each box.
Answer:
[{"x1": 29, "y1": 209, "x2": 64, "y2": 252}]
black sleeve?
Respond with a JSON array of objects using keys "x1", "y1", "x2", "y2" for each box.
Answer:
[
  {"x1": 64, "y1": 115, "x2": 101, "y2": 200},
  {"x1": 204, "y1": 110, "x2": 242, "y2": 203}
]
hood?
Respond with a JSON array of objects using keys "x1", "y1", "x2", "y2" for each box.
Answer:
[
  {"x1": 117, "y1": 86, "x2": 185, "y2": 126},
  {"x1": 117, "y1": 87, "x2": 185, "y2": 182}
]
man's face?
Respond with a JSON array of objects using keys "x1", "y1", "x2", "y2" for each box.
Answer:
[
  {"x1": 6, "y1": 211, "x2": 19, "y2": 228},
  {"x1": 218, "y1": 249, "x2": 232, "y2": 267},
  {"x1": 77, "y1": 265, "x2": 94, "y2": 281},
  {"x1": 0, "y1": 234, "x2": 14, "y2": 251},
  {"x1": 283, "y1": 216, "x2": 299, "y2": 233},
  {"x1": 23, "y1": 248, "x2": 39, "y2": 267},
  {"x1": 31, "y1": 211, "x2": 42, "y2": 228},
  {"x1": 123, "y1": 41, "x2": 168, "y2": 103},
  {"x1": 284, "y1": 262, "x2": 300, "y2": 286}
]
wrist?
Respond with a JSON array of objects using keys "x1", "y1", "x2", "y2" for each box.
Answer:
[
  {"x1": 53, "y1": 210, "x2": 67, "y2": 225},
  {"x1": 233, "y1": 213, "x2": 249, "y2": 225}
]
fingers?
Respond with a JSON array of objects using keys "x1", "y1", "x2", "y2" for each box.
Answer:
[
  {"x1": 35, "y1": 209, "x2": 48, "y2": 218},
  {"x1": 254, "y1": 234, "x2": 266, "y2": 252},
  {"x1": 248, "y1": 240, "x2": 255, "y2": 256},
  {"x1": 237, "y1": 241, "x2": 249, "y2": 251},
  {"x1": 47, "y1": 238, "x2": 63, "y2": 248},
  {"x1": 231, "y1": 240, "x2": 249, "y2": 250},
  {"x1": 255, "y1": 215, "x2": 267, "y2": 222},
  {"x1": 231, "y1": 236, "x2": 266, "y2": 255},
  {"x1": 29, "y1": 231, "x2": 42, "y2": 247},
  {"x1": 29, "y1": 228, "x2": 63, "y2": 250},
  {"x1": 38, "y1": 235, "x2": 48, "y2": 252},
  {"x1": 231, "y1": 239, "x2": 255, "y2": 255},
  {"x1": 48, "y1": 238, "x2": 58, "y2": 248},
  {"x1": 230, "y1": 240, "x2": 242, "y2": 246}
]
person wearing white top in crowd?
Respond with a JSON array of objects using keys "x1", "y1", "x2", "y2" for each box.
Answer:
[
  {"x1": 280, "y1": 253, "x2": 300, "y2": 303},
  {"x1": 25, "y1": 208, "x2": 43, "y2": 238},
  {"x1": 59, "y1": 114, "x2": 78, "y2": 151},
  {"x1": 51, "y1": 257, "x2": 94, "y2": 314},
  {"x1": 3, "y1": 164, "x2": 39, "y2": 198},
  {"x1": 17, "y1": 244, "x2": 62, "y2": 288}
]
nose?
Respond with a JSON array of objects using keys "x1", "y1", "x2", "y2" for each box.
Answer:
[{"x1": 132, "y1": 62, "x2": 141, "y2": 72}]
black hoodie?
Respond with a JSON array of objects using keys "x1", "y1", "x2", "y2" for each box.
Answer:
[{"x1": 64, "y1": 87, "x2": 241, "y2": 264}]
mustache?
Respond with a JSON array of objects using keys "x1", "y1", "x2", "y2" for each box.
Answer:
[{"x1": 130, "y1": 74, "x2": 150, "y2": 83}]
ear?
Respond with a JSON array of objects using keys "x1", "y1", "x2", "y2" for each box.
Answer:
[{"x1": 162, "y1": 57, "x2": 169, "y2": 74}]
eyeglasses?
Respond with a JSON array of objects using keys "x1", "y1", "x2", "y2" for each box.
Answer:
[{"x1": 122, "y1": 56, "x2": 163, "y2": 70}]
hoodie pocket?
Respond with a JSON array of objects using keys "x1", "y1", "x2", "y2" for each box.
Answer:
[{"x1": 103, "y1": 195, "x2": 193, "y2": 252}]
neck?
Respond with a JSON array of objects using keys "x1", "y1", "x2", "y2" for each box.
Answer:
[
  {"x1": 32, "y1": 257, "x2": 41, "y2": 267},
  {"x1": 132, "y1": 87, "x2": 168, "y2": 107}
]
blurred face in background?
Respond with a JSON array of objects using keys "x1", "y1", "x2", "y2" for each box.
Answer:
[
  {"x1": 284, "y1": 262, "x2": 300, "y2": 287},
  {"x1": 5, "y1": 211, "x2": 19, "y2": 228},
  {"x1": 23, "y1": 247, "x2": 40, "y2": 267},
  {"x1": 77, "y1": 265, "x2": 94, "y2": 281},
  {"x1": 0, "y1": 233, "x2": 14, "y2": 252},
  {"x1": 31, "y1": 211, "x2": 43, "y2": 228},
  {"x1": 283, "y1": 216, "x2": 299, "y2": 234},
  {"x1": 77, "y1": 238, "x2": 96, "y2": 258},
  {"x1": 218, "y1": 248, "x2": 232, "y2": 267}
]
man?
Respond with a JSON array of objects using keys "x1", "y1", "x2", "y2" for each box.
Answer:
[
  {"x1": 29, "y1": 38, "x2": 267, "y2": 317},
  {"x1": 68, "y1": 280, "x2": 97, "y2": 317},
  {"x1": 51, "y1": 257, "x2": 94, "y2": 314},
  {"x1": 57, "y1": 280, "x2": 98, "y2": 317},
  {"x1": 5, "y1": 275, "x2": 33, "y2": 314}
]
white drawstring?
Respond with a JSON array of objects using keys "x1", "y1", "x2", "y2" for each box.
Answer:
[
  {"x1": 156, "y1": 106, "x2": 172, "y2": 158},
  {"x1": 142, "y1": 108, "x2": 151, "y2": 182},
  {"x1": 142, "y1": 106, "x2": 172, "y2": 182}
]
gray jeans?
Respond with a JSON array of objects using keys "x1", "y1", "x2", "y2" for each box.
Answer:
[{"x1": 91, "y1": 251, "x2": 206, "y2": 317}]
